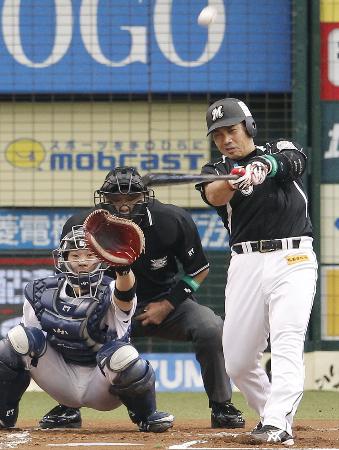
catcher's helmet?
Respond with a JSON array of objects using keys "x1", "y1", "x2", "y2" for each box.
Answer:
[
  {"x1": 54, "y1": 226, "x2": 105, "y2": 296},
  {"x1": 94, "y1": 167, "x2": 153, "y2": 223},
  {"x1": 206, "y1": 98, "x2": 257, "y2": 137}
]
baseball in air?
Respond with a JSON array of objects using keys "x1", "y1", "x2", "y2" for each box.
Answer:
[{"x1": 198, "y1": 6, "x2": 217, "y2": 26}]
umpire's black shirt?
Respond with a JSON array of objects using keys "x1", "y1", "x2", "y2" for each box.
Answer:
[
  {"x1": 61, "y1": 199, "x2": 209, "y2": 305},
  {"x1": 196, "y1": 140, "x2": 313, "y2": 247}
]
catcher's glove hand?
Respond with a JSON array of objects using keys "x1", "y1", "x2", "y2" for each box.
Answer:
[{"x1": 83, "y1": 209, "x2": 145, "y2": 267}]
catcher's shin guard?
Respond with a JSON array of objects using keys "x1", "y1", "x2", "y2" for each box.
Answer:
[
  {"x1": 112, "y1": 360, "x2": 174, "y2": 432},
  {"x1": 0, "y1": 338, "x2": 31, "y2": 428},
  {"x1": 97, "y1": 341, "x2": 173, "y2": 432}
]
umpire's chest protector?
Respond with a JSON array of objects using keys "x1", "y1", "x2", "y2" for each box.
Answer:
[{"x1": 25, "y1": 275, "x2": 113, "y2": 364}]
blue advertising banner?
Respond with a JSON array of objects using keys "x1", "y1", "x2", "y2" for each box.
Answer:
[
  {"x1": 0, "y1": 0, "x2": 291, "y2": 94},
  {"x1": 0, "y1": 208, "x2": 229, "y2": 251},
  {"x1": 142, "y1": 353, "x2": 203, "y2": 392}
]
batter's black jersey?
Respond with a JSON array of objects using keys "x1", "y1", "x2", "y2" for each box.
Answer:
[
  {"x1": 196, "y1": 139, "x2": 313, "y2": 247},
  {"x1": 61, "y1": 199, "x2": 209, "y2": 305}
]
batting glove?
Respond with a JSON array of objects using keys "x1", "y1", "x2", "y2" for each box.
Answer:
[
  {"x1": 228, "y1": 167, "x2": 253, "y2": 196},
  {"x1": 247, "y1": 155, "x2": 274, "y2": 185},
  {"x1": 248, "y1": 161, "x2": 269, "y2": 185}
]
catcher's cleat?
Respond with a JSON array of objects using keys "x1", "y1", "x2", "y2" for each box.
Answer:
[
  {"x1": 251, "y1": 424, "x2": 294, "y2": 446},
  {"x1": 39, "y1": 404, "x2": 82, "y2": 429},
  {"x1": 129, "y1": 410, "x2": 174, "y2": 433},
  {"x1": 211, "y1": 401, "x2": 245, "y2": 428}
]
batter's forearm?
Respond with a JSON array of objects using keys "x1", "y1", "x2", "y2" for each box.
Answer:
[{"x1": 204, "y1": 180, "x2": 235, "y2": 206}]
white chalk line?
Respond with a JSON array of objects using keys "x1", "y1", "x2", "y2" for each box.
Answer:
[
  {"x1": 169, "y1": 443, "x2": 339, "y2": 450},
  {"x1": 0, "y1": 431, "x2": 30, "y2": 449},
  {"x1": 48, "y1": 444, "x2": 144, "y2": 447}
]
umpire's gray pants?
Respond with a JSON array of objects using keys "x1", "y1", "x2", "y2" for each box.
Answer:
[{"x1": 131, "y1": 298, "x2": 232, "y2": 405}]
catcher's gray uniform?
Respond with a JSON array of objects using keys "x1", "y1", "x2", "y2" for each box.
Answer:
[
  {"x1": 22, "y1": 275, "x2": 135, "y2": 410},
  {"x1": 0, "y1": 227, "x2": 173, "y2": 432}
]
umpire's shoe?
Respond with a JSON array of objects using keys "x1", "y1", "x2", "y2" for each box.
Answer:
[
  {"x1": 211, "y1": 401, "x2": 245, "y2": 428},
  {"x1": 128, "y1": 410, "x2": 174, "y2": 433},
  {"x1": 39, "y1": 404, "x2": 82, "y2": 429}
]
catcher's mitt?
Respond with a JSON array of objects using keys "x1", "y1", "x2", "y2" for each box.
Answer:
[{"x1": 83, "y1": 209, "x2": 145, "y2": 266}]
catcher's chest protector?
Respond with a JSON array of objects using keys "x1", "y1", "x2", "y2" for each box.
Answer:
[{"x1": 28, "y1": 276, "x2": 113, "y2": 364}]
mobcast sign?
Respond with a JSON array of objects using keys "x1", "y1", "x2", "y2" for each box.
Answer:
[{"x1": 0, "y1": 102, "x2": 208, "y2": 207}]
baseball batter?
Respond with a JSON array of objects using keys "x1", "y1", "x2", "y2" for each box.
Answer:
[
  {"x1": 0, "y1": 227, "x2": 173, "y2": 432},
  {"x1": 196, "y1": 98, "x2": 318, "y2": 445}
]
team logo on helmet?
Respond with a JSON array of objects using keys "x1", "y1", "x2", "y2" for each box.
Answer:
[{"x1": 211, "y1": 105, "x2": 224, "y2": 122}]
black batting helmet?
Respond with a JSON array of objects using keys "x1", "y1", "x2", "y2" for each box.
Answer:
[{"x1": 206, "y1": 98, "x2": 257, "y2": 137}]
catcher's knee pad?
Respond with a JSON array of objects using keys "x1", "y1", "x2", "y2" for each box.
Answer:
[
  {"x1": 97, "y1": 340, "x2": 139, "y2": 372},
  {"x1": 7, "y1": 325, "x2": 46, "y2": 364},
  {"x1": 97, "y1": 340, "x2": 155, "y2": 395},
  {"x1": 0, "y1": 339, "x2": 31, "y2": 428},
  {"x1": 110, "y1": 359, "x2": 155, "y2": 397}
]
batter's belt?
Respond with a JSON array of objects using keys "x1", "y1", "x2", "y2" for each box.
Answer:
[{"x1": 232, "y1": 238, "x2": 302, "y2": 254}]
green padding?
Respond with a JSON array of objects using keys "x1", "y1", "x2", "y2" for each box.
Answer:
[{"x1": 264, "y1": 155, "x2": 278, "y2": 177}]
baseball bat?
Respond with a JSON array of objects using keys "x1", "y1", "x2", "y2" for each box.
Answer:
[{"x1": 142, "y1": 172, "x2": 239, "y2": 187}]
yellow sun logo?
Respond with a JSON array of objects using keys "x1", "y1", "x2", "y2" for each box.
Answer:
[{"x1": 5, "y1": 139, "x2": 46, "y2": 169}]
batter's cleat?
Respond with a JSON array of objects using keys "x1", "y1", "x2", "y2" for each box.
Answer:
[
  {"x1": 251, "y1": 425, "x2": 294, "y2": 446},
  {"x1": 129, "y1": 410, "x2": 174, "y2": 433},
  {"x1": 251, "y1": 421, "x2": 262, "y2": 432},
  {"x1": 39, "y1": 404, "x2": 82, "y2": 429},
  {"x1": 211, "y1": 401, "x2": 245, "y2": 428}
]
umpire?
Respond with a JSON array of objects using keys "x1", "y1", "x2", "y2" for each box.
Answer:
[
  {"x1": 196, "y1": 98, "x2": 318, "y2": 445},
  {"x1": 38, "y1": 166, "x2": 245, "y2": 430}
]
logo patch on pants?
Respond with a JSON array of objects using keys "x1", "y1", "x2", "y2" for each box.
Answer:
[{"x1": 286, "y1": 254, "x2": 309, "y2": 265}]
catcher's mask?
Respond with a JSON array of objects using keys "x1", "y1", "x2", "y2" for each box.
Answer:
[
  {"x1": 94, "y1": 166, "x2": 154, "y2": 223},
  {"x1": 53, "y1": 226, "x2": 106, "y2": 296},
  {"x1": 206, "y1": 98, "x2": 257, "y2": 137}
]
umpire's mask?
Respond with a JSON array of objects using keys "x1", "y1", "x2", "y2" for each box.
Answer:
[{"x1": 94, "y1": 167, "x2": 154, "y2": 224}]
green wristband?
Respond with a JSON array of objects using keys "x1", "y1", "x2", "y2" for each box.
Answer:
[
  {"x1": 264, "y1": 155, "x2": 278, "y2": 177},
  {"x1": 166, "y1": 276, "x2": 201, "y2": 307},
  {"x1": 182, "y1": 275, "x2": 200, "y2": 292}
]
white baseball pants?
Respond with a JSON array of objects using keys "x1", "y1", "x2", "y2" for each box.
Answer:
[{"x1": 223, "y1": 237, "x2": 317, "y2": 435}]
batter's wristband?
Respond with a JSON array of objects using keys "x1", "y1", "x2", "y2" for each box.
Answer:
[
  {"x1": 114, "y1": 280, "x2": 137, "y2": 302},
  {"x1": 166, "y1": 276, "x2": 201, "y2": 308},
  {"x1": 263, "y1": 155, "x2": 278, "y2": 177}
]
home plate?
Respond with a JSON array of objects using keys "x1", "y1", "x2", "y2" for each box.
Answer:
[{"x1": 48, "y1": 443, "x2": 144, "y2": 447}]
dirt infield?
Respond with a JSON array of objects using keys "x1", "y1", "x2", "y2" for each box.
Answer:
[{"x1": 1, "y1": 419, "x2": 339, "y2": 449}]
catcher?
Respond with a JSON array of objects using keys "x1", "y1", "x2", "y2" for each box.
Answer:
[
  {"x1": 0, "y1": 226, "x2": 174, "y2": 432},
  {"x1": 38, "y1": 166, "x2": 245, "y2": 430}
]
